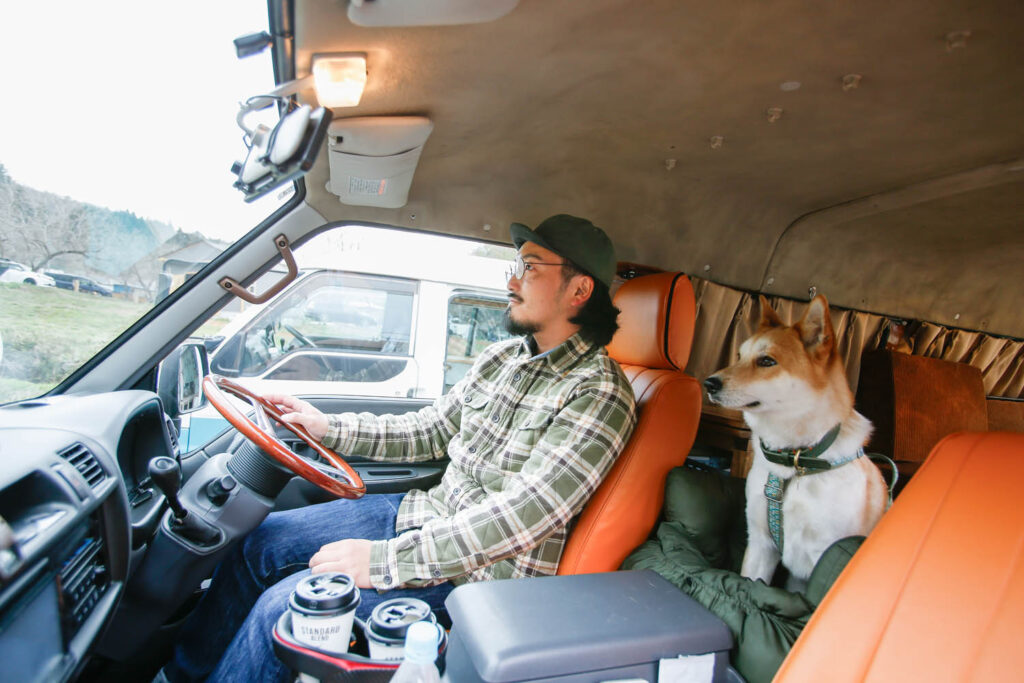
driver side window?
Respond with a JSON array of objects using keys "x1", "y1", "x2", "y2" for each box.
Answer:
[
  {"x1": 444, "y1": 295, "x2": 511, "y2": 394},
  {"x1": 210, "y1": 272, "x2": 417, "y2": 381},
  {"x1": 180, "y1": 226, "x2": 513, "y2": 452}
]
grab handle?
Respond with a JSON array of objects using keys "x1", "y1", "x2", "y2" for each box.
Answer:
[{"x1": 219, "y1": 234, "x2": 297, "y2": 304}]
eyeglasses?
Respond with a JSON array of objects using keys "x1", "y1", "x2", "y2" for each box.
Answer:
[{"x1": 506, "y1": 254, "x2": 566, "y2": 281}]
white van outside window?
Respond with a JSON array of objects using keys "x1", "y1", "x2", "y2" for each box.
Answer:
[
  {"x1": 210, "y1": 271, "x2": 418, "y2": 389},
  {"x1": 444, "y1": 294, "x2": 510, "y2": 394},
  {"x1": 181, "y1": 225, "x2": 517, "y2": 450}
]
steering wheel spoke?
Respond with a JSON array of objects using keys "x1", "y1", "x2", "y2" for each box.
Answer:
[
  {"x1": 249, "y1": 398, "x2": 276, "y2": 433},
  {"x1": 202, "y1": 374, "x2": 366, "y2": 498}
]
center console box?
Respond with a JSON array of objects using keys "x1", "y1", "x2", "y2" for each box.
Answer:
[{"x1": 443, "y1": 570, "x2": 737, "y2": 682}]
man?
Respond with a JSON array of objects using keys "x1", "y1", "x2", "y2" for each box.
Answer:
[{"x1": 162, "y1": 215, "x2": 637, "y2": 682}]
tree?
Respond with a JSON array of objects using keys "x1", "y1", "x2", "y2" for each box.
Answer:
[
  {"x1": 22, "y1": 192, "x2": 91, "y2": 270},
  {"x1": 0, "y1": 179, "x2": 90, "y2": 268},
  {"x1": 0, "y1": 166, "x2": 26, "y2": 259}
]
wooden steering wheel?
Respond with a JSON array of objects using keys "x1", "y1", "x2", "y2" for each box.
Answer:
[{"x1": 202, "y1": 375, "x2": 365, "y2": 499}]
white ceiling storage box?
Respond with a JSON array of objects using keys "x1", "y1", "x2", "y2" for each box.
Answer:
[
  {"x1": 325, "y1": 116, "x2": 434, "y2": 209},
  {"x1": 347, "y1": 0, "x2": 519, "y2": 27}
]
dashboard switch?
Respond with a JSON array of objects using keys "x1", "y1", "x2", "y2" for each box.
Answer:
[{"x1": 205, "y1": 475, "x2": 237, "y2": 506}]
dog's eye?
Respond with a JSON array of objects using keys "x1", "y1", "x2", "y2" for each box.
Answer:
[{"x1": 757, "y1": 356, "x2": 777, "y2": 368}]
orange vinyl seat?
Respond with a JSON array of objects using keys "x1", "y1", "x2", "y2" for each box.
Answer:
[
  {"x1": 557, "y1": 272, "x2": 702, "y2": 575},
  {"x1": 775, "y1": 431, "x2": 1024, "y2": 682}
]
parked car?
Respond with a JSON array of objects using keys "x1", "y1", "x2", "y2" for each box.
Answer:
[
  {"x1": 180, "y1": 259, "x2": 513, "y2": 450},
  {"x1": 0, "y1": 2, "x2": 1022, "y2": 683},
  {"x1": 45, "y1": 271, "x2": 114, "y2": 296},
  {"x1": 0, "y1": 259, "x2": 56, "y2": 286}
]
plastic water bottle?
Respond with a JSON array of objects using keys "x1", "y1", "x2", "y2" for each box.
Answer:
[{"x1": 389, "y1": 621, "x2": 441, "y2": 683}]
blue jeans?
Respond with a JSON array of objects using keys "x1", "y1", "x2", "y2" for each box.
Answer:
[{"x1": 164, "y1": 493, "x2": 454, "y2": 683}]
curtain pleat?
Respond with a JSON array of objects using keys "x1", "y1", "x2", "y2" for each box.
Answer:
[{"x1": 681, "y1": 276, "x2": 1023, "y2": 399}]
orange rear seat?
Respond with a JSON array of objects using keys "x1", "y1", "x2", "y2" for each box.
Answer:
[{"x1": 775, "y1": 431, "x2": 1024, "y2": 681}]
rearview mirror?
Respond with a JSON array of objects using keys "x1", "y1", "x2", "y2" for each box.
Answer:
[{"x1": 232, "y1": 99, "x2": 333, "y2": 202}]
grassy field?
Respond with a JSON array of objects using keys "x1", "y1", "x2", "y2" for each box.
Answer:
[{"x1": 0, "y1": 283, "x2": 152, "y2": 402}]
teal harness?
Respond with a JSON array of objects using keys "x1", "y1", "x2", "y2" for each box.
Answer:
[{"x1": 760, "y1": 425, "x2": 896, "y2": 553}]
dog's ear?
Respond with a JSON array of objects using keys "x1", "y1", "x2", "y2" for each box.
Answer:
[
  {"x1": 798, "y1": 294, "x2": 835, "y2": 360},
  {"x1": 758, "y1": 295, "x2": 785, "y2": 329}
]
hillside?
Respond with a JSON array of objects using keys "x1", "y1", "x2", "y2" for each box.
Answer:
[
  {"x1": 0, "y1": 282, "x2": 151, "y2": 402},
  {"x1": 0, "y1": 163, "x2": 215, "y2": 297}
]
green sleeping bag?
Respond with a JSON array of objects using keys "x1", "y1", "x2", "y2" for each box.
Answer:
[{"x1": 621, "y1": 465, "x2": 863, "y2": 683}]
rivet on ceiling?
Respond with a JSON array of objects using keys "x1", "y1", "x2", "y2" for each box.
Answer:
[
  {"x1": 808, "y1": 286, "x2": 817, "y2": 298},
  {"x1": 482, "y1": 223, "x2": 492, "y2": 232},
  {"x1": 703, "y1": 264, "x2": 712, "y2": 272},
  {"x1": 710, "y1": 136, "x2": 724, "y2": 149},
  {"x1": 766, "y1": 107, "x2": 783, "y2": 123},
  {"x1": 780, "y1": 81, "x2": 801, "y2": 92},
  {"x1": 945, "y1": 30, "x2": 971, "y2": 52},
  {"x1": 665, "y1": 158, "x2": 677, "y2": 171},
  {"x1": 766, "y1": 277, "x2": 775, "y2": 286},
  {"x1": 841, "y1": 74, "x2": 862, "y2": 91}
]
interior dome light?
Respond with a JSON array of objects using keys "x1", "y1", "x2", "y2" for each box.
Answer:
[{"x1": 313, "y1": 54, "x2": 367, "y2": 108}]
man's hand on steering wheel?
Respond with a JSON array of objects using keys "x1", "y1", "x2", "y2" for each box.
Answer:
[
  {"x1": 202, "y1": 377, "x2": 365, "y2": 498},
  {"x1": 263, "y1": 393, "x2": 330, "y2": 441}
]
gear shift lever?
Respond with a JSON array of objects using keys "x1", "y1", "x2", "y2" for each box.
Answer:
[
  {"x1": 149, "y1": 456, "x2": 187, "y2": 520},
  {"x1": 148, "y1": 456, "x2": 220, "y2": 546}
]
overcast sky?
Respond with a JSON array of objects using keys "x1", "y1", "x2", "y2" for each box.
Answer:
[{"x1": 0, "y1": 0, "x2": 281, "y2": 241}]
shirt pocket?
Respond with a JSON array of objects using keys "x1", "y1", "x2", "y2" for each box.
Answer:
[
  {"x1": 502, "y1": 410, "x2": 552, "y2": 471},
  {"x1": 460, "y1": 391, "x2": 491, "y2": 433}
]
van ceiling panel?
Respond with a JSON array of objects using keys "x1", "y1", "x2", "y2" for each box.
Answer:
[
  {"x1": 293, "y1": 0, "x2": 1024, "y2": 336},
  {"x1": 765, "y1": 180, "x2": 1024, "y2": 337}
]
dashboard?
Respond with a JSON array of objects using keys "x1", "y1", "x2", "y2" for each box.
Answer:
[
  {"x1": 0, "y1": 389, "x2": 450, "y2": 682},
  {"x1": 0, "y1": 391, "x2": 175, "y2": 682}
]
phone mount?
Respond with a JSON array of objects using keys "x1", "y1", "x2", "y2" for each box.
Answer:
[{"x1": 231, "y1": 82, "x2": 333, "y2": 203}]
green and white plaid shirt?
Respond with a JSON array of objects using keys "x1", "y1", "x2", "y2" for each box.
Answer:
[{"x1": 321, "y1": 332, "x2": 637, "y2": 590}]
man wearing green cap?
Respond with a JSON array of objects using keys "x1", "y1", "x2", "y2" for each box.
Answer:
[
  {"x1": 162, "y1": 216, "x2": 637, "y2": 683},
  {"x1": 505, "y1": 214, "x2": 621, "y2": 352}
]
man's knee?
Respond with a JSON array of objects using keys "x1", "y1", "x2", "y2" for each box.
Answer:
[
  {"x1": 238, "y1": 510, "x2": 312, "y2": 580},
  {"x1": 250, "y1": 572, "x2": 306, "y2": 636}
]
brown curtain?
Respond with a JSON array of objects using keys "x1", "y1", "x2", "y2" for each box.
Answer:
[{"x1": 683, "y1": 277, "x2": 1024, "y2": 399}]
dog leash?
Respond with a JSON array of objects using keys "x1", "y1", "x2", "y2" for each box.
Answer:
[
  {"x1": 761, "y1": 424, "x2": 866, "y2": 554},
  {"x1": 865, "y1": 453, "x2": 899, "y2": 505},
  {"x1": 761, "y1": 430, "x2": 900, "y2": 553}
]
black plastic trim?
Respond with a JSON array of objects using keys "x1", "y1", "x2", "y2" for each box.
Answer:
[{"x1": 662, "y1": 272, "x2": 685, "y2": 370}]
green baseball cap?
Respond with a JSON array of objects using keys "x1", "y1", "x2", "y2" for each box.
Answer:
[{"x1": 509, "y1": 214, "x2": 617, "y2": 288}]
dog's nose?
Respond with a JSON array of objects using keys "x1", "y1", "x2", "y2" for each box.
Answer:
[{"x1": 703, "y1": 376, "x2": 723, "y2": 394}]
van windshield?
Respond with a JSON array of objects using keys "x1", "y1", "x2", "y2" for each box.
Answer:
[{"x1": 0, "y1": 1, "x2": 284, "y2": 404}]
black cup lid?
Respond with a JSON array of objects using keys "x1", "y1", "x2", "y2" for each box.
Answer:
[
  {"x1": 290, "y1": 573, "x2": 360, "y2": 614},
  {"x1": 368, "y1": 598, "x2": 433, "y2": 639}
]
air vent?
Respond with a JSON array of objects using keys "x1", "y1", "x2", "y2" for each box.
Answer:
[
  {"x1": 58, "y1": 443, "x2": 106, "y2": 489},
  {"x1": 164, "y1": 414, "x2": 180, "y2": 455}
]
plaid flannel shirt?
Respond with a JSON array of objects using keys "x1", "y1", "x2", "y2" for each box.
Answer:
[{"x1": 321, "y1": 332, "x2": 637, "y2": 590}]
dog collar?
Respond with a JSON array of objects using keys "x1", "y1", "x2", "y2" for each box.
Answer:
[{"x1": 759, "y1": 424, "x2": 843, "y2": 474}]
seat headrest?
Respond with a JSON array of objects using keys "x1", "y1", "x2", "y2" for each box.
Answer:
[
  {"x1": 855, "y1": 351, "x2": 988, "y2": 477},
  {"x1": 606, "y1": 272, "x2": 695, "y2": 370}
]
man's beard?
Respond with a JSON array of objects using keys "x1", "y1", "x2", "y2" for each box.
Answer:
[{"x1": 503, "y1": 306, "x2": 539, "y2": 337}]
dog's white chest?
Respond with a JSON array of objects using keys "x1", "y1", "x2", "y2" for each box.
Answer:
[{"x1": 744, "y1": 454, "x2": 887, "y2": 582}]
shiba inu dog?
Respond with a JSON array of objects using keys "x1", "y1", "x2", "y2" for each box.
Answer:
[{"x1": 703, "y1": 295, "x2": 887, "y2": 584}]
